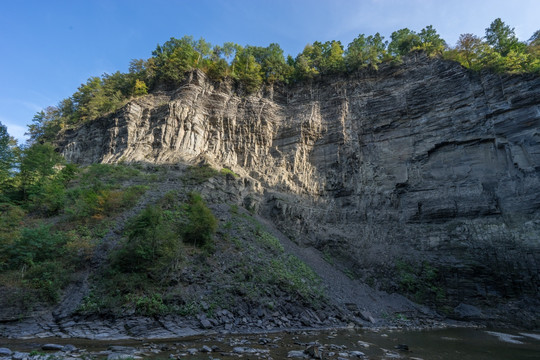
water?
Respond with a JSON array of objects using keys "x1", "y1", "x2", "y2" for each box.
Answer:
[{"x1": 2, "y1": 327, "x2": 540, "y2": 359}]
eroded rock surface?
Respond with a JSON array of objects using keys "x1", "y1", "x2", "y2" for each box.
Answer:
[{"x1": 58, "y1": 53, "x2": 540, "y2": 327}]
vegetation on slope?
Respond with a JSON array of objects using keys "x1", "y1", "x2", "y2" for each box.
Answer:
[
  {"x1": 0, "y1": 159, "x2": 326, "y2": 319},
  {"x1": 18, "y1": 18, "x2": 539, "y2": 146},
  {"x1": 0, "y1": 160, "x2": 150, "y2": 309}
]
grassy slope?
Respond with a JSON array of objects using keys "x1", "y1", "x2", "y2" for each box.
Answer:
[{"x1": 0, "y1": 163, "x2": 328, "y2": 322}]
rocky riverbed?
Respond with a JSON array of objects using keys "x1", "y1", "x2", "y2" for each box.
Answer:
[{"x1": 2, "y1": 327, "x2": 540, "y2": 360}]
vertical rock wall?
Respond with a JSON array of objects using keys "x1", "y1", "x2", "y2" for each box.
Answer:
[{"x1": 59, "y1": 53, "x2": 540, "y2": 324}]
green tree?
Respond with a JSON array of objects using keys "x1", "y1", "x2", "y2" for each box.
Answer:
[
  {"x1": 528, "y1": 30, "x2": 540, "y2": 57},
  {"x1": 454, "y1": 33, "x2": 490, "y2": 69},
  {"x1": 417, "y1": 25, "x2": 446, "y2": 55},
  {"x1": 388, "y1": 28, "x2": 421, "y2": 56},
  {"x1": 247, "y1": 43, "x2": 291, "y2": 83},
  {"x1": 485, "y1": 18, "x2": 520, "y2": 56},
  {"x1": 323, "y1": 40, "x2": 345, "y2": 73},
  {"x1": 19, "y1": 142, "x2": 64, "y2": 201},
  {"x1": 133, "y1": 79, "x2": 148, "y2": 96},
  {"x1": 153, "y1": 36, "x2": 199, "y2": 84},
  {"x1": 232, "y1": 48, "x2": 263, "y2": 93},
  {"x1": 27, "y1": 107, "x2": 63, "y2": 143},
  {"x1": 182, "y1": 192, "x2": 217, "y2": 248},
  {"x1": 0, "y1": 122, "x2": 17, "y2": 197},
  {"x1": 345, "y1": 33, "x2": 387, "y2": 70}
]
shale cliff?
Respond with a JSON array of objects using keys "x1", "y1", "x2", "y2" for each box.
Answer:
[{"x1": 59, "y1": 53, "x2": 540, "y2": 327}]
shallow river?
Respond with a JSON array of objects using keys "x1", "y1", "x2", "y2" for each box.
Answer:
[{"x1": 3, "y1": 327, "x2": 540, "y2": 359}]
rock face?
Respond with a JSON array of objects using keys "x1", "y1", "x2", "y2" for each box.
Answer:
[{"x1": 59, "y1": 53, "x2": 540, "y2": 326}]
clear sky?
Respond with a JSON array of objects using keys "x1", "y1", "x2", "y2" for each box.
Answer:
[{"x1": 1, "y1": 0, "x2": 539, "y2": 143}]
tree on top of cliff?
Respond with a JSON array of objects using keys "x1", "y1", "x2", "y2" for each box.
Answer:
[
  {"x1": 345, "y1": 33, "x2": 388, "y2": 70},
  {"x1": 485, "y1": 18, "x2": 522, "y2": 56}
]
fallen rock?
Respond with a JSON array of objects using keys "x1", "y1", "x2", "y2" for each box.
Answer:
[
  {"x1": 287, "y1": 350, "x2": 306, "y2": 358},
  {"x1": 0, "y1": 348, "x2": 12, "y2": 357},
  {"x1": 42, "y1": 344, "x2": 64, "y2": 351}
]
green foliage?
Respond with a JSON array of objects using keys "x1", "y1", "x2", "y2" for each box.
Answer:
[
  {"x1": 267, "y1": 255, "x2": 324, "y2": 303},
  {"x1": 24, "y1": 22, "x2": 540, "y2": 146},
  {"x1": 485, "y1": 18, "x2": 521, "y2": 56},
  {"x1": 114, "y1": 204, "x2": 182, "y2": 274},
  {"x1": 3, "y1": 225, "x2": 67, "y2": 269},
  {"x1": 220, "y1": 167, "x2": 238, "y2": 178},
  {"x1": 19, "y1": 142, "x2": 64, "y2": 200},
  {"x1": 182, "y1": 192, "x2": 218, "y2": 248},
  {"x1": 0, "y1": 122, "x2": 17, "y2": 196},
  {"x1": 345, "y1": 33, "x2": 388, "y2": 70},
  {"x1": 388, "y1": 28, "x2": 421, "y2": 56},
  {"x1": 183, "y1": 164, "x2": 220, "y2": 184},
  {"x1": 232, "y1": 48, "x2": 263, "y2": 93},
  {"x1": 24, "y1": 260, "x2": 71, "y2": 302},
  {"x1": 417, "y1": 25, "x2": 446, "y2": 55},
  {"x1": 133, "y1": 79, "x2": 148, "y2": 96},
  {"x1": 396, "y1": 260, "x2": 446, "y2": 305},
  {"x1": 127, "y1": 293, "x2": 168, "y2": 316}
]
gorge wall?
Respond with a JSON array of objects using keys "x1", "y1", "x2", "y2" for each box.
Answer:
[{"x1": 59, "y1": 53, "x2": 540, "y2": 326}]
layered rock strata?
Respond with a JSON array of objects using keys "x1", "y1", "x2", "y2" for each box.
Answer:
[{"x1": 59, "y1": 53, "x2": 540, "y2": 326}]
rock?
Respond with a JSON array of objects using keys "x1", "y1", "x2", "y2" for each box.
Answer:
[
  {"x1": 0, "y1": 348, "x2": 12, "y2": 357},
  {"x1": 287, "y1": 350, "x2": 306, "y2": 358},
  {"x1": 200, "y1": 318, "x2": 213, "y2": 329},
  {"x1": 42, "y1": 344, "x2": 65, "y2": 351},
  {"x1": 186, "y1": 348, "x2": 198, "y2": 355},
  {"x1": 200, "y1": 345, "x2": 212, "y2": 353},
  {"x1": 12, "y1": 352, "x2": 29, "y2": 360},
  {"x1": 107, "y1": 354, "x2": 136, "y2": 360},
  {"x1": 395, "y1": 344, "x2": 409, "y2": 351},
  {"x1": 305, "y1": 345, "x2": 321, "y2": 359},
  {"x1": 62, "y1": 345, "x2": 78, "y2": 352},
  {"x1": 350, "y1": 350, "x2": 366, "y2": 357},
  {"x1": 233, "y1": 347, "x2": 269, "y2": 354},
  {"x1": 108, "y1": 346, "x2": 137, "y2": 354},
  {"x1": 453, "y1": 303, "x2": 484, "y2": 319},
  {"x1": 359, "y1": 311, "x2": 376, "y2": 324}
]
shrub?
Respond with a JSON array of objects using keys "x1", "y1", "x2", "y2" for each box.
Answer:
[
  {"x1": 182, "y1": 192, "x2": 217, "y2": 248},
  {"x1": 113, "y1": 204, "x2": 182, "y2": 274},
  {"x1": 24, "y1": 260, "x2": 71, "y2": 302},
  {"x1": 5, "y1": 225, "x2": 67, "y2": 269},
  {"x1": 183, "y1": 164, "x2": 219, "y2": 184}
]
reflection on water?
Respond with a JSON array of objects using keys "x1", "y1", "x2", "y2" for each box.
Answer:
[{"x1": 2, "y1": 327, "x2": 540, "y2": 360}]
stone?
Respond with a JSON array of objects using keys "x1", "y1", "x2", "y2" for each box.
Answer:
[
  {"x1": 200, "y1": 345, "x2": 212, "y2": 353},
  {"x1": 305, "y1": 345, "x2": 321, "y2": 359},
  {"x1": 453, "y1": 303, "x2": 484, "y2": 319},
  {"x1": 107, "y1": 354, "x2": 136, "y2": 360},
  {"x1": 287, "y1": 350, "x2": 306, "y2": 358},
  {"x1": 62, "y1": 345, "x2": 78, "y2": 352},
  {"x1": 350, "y1": 350, "x2": 366, "y2": 357},
  {"x1": 0, "y1": 348, "x2": 12, "y2": 357},
  {"x1": 200, "y1": 319, "x2": 213, "y2": 329},
  {"x1": 12, "y1": 352, "x2": 28, "y2": 360},
  {"x1": 395, "y1": 344, "x2": 409, "y2": 351},
  {"x1": 42, "y1": 344, "x2": 65, "y2": 351},
  {"x1": 359, "y1": 311, "x2": 376, "y2": 324}
]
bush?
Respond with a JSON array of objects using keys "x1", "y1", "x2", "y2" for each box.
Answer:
[
  {"x1": 113, "y1": 204, "x2": 182, "y2": 274},
  {"x1": 5, "y1": 225, "x2": 67, "y2": 269},
  {"x1": 24, "y1": 260, "x2": 71, "y2": 303},
  {"x1": 183, "y1": 164, "x2": 219, "y2": 184},
  {"x1": 182, "y1": 192, "x2": 217, "y2": 248}
]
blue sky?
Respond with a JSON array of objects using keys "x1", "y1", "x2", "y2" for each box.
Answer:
[{"x1": 1, "y1": 0, "x2": 539, "y2": 143}]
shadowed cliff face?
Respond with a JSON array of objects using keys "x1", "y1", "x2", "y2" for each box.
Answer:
[{"x1": 59, "y1": 53, "x2": 540, "y2": 326}]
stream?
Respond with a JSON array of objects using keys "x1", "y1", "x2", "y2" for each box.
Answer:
[{"x1": 2, "y1": 327, "x2": 540, "y2": 359}]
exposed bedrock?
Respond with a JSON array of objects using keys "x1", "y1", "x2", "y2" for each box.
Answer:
[{"x1": 59, "y1": 53, "x2": 540, "y2": 326}]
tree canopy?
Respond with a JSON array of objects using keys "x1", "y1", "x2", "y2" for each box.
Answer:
[{"x1": 21, "y1": 19, "x2": 539, "y2": 145}]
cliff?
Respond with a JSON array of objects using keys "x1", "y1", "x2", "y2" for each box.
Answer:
[{"x1": 59, "y1": 53, "x2": 540, "y2": 327}]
